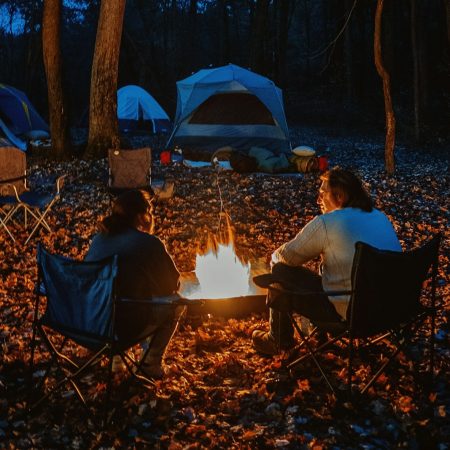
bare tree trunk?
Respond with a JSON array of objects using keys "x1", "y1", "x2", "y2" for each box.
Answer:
[
  {"x1": 374, "y1": 0, "x2": 396, "y2": 175},
  {"x1": 410, "y1": 0, "x2": 421, "y2": 142},
  {"x1": 42, "y1": 0, "x2": 71, "y2": 159},
  {"x1": 85, "y1": 0, "x2": 126, "y2": 159}
]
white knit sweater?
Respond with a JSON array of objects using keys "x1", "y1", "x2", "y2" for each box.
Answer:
[{"x1": 272, "y1": 207, "x2": 401, "y2": 318}]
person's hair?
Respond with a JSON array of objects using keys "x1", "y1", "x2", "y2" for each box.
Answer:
[
  {"x1": 99, "y1": 190, "x2": 155, "y2": 235},
  {"x1": 320, "y1": 166, "x2": 373, "y2": 212}
]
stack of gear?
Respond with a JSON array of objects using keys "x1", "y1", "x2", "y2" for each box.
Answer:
[{"x1": 289, "y1": 146, "x2": 319, "y2": 173}]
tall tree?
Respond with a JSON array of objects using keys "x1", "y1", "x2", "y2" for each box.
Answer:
[
  {"x1": 85, "y1": 0, "x2": 126, "y2": 158},
  {"x1": 42, "y1": 0, "x2": 71, "y2": 159},
  {"x1": 374, "y1": 0, "x2": 395, "y2": 175}
]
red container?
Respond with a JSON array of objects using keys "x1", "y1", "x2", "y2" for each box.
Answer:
[
  {"x1": 318, "y1": 155, "x2": 329, "y2": 172},
  {"x1": 160, "y1": 150, "x2": 171, "y2": 165}
]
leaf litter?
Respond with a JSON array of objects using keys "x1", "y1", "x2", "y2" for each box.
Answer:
[{"x1": 0, "y1": 128, "x2": 449, "y2": 448}]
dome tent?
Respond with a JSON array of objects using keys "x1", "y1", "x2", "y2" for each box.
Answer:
[
  {"x1": 0, "y1": 83, "x2": 49, "y2": 151},
  {"x1": 167, "y1": 64, "x2": 291, "y2": 153},
  {"x1": 117, "y1": 85, "x2": 171, "y2": 134}
]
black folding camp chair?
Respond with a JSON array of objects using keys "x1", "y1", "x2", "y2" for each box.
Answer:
[
  {"x1": 254, "y1": 234, "x2": 441, "y2": 398},
  {"x1": 29, "y1": 245, "x2": 194, "y2": 424}
]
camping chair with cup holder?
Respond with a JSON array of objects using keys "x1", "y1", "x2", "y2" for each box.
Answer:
[
  {"x1": 253, "y1": 234, "x2": 441, "y2": 399},
  {"x1": 28, "y1": 244, "x2": 200, "y2": 425}
]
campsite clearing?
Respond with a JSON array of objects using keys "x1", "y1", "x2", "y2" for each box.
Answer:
[{"x1": 0, "y1": 127, "x2": 449, "y2": 448}]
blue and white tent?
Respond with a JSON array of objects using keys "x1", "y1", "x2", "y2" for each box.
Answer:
[
  {"x1": 167, "y1": 64, "x2": 291, "y2": 153},
  {"x1": 117, "y1": 85, "x2": 171, "y2": 134},
  {"x1": 0, "y1": 83, "x2": 49, "y2": 151}
]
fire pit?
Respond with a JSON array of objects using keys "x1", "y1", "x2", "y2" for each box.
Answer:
[{"x1": 179, "y1": 250, "x2": 269, "y2": 318}]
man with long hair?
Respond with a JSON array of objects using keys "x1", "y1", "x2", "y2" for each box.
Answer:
[
  {"x1": 85, "y1": 189, "x2": 181, "y2": 378},
  {"x1": 252, "y1": 167, "x2": 401, "y2": 355}
]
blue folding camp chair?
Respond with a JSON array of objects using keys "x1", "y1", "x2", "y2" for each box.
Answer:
[
  {"x1": 7, "y1": 175, "x2": 66, "y2": 245},
  {"x1": 29, "y1": 245, "x2": 196, "y2": 424},
  {"x1": 0, "y1": 146, "x2": 66, "y2": 244}
]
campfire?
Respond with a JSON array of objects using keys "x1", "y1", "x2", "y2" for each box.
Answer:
[
  {"x1": 180, "y1": 219, "x2": 266, "y2": 306},
  {"x1": 189, "y1": 240, "x2": 251, "y2": 299}
]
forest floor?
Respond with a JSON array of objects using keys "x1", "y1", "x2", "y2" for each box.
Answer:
[{"x1": 0, "y1": 126, "x2": 449, "y2": 449}]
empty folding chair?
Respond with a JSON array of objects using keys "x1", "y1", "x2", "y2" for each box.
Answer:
[
  {"x1": 29, "y1": 245, "x2": 195, "y2": 423},
  {"x1": 108, "y1": 147, "x2": 152, "y2": 193},
  {"x1": 254, "y1": 234, "x2": 441, "y2": 398},
  {"x1": 0, "y1": 146, "x2": 26, "y2": 241},
  {"x1": 7, "y1": 175, "x2": 66, "y2": 245}
]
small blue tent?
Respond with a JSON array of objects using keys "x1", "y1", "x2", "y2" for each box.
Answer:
[
  {"x1": 117, "y1": 85, "x2": 171, "y2": 134},
  {"x1": 0, "y1": 83, "x2": 49, "y2": 151},
  {"x1": 167, "y1": 64, "x2": 291, "y2": 153}
]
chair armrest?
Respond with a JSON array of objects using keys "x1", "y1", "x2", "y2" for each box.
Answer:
[
  {"x1": 55, "y1": 175, "x2": 66, "y2": 193},
  {"x1": 117, "y1": 295, "x2": 205, "y2": 306},
  {"x1": 261, "y1": 283, "x2": 353, "y2": 298},
  {"x1": 253, "y1": 273, "x2": 352, "y2": 297},
  {"x1": 3, "y1": 183, "x2": 22, "y2": 201}
]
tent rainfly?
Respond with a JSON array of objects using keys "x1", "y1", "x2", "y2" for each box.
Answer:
[
  {"x1": 167, "y1": 64, "x2": 291, "y2": 153},
  {"x1": 0, "y1": 83, "x2": 49, "y2": 151},
  {"x1": 117, "y1": 85, "x2": 171, "y2": 134}
]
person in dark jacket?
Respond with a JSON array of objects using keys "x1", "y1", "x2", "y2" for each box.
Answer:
[{"x1": 85, "y1": 189, "x2": 181, "y2": 378}]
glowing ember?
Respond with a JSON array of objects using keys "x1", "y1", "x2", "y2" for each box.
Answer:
[{"x1": 189, "y1": 242, "x2": 251, "y2": 299}]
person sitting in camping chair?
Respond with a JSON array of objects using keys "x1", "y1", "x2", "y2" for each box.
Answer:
[
  {"x1": 85, "y1": 189, "x2": 182, "y2": 378},
  {"x1": 252, "y1": 167, "x2": 402, "y2": 355}
]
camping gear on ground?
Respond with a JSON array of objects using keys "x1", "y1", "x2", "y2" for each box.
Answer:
[
  {"x1": 117, "y1": 85, "x2": 171, "y2": 134},
  {"x1": 171, "y1": 147, "x2": 183, "y2": 164},
  {"x1": 229, "y1": 152, "x2": 259, "y2": 173},
  {"x1": 167, "y1": 64, "x2": 291, "y2": 154},
  {"x1": 318, "y1": 155, "x2": 329, "y2": 172},
  {"x1": 160, "y1": 150, "x2": 171, "y2": 165},
  {"x1": 249, "y1": 146, "x2": 291, "y2": 173},
  {"x1": 0, "y1": 84, "x2": 49, "y2": 151},
  {"x1": 254, "y1": 234, "x2": 441, "y2": 398},
  {"x1": 292, "y1": 145, "x2": 316, "y2": 157},
  {"x1": 289, "y1": 154, "x2": 319, "y2": 173},
  {"x1": 108, "y1": 147, "x2": 152, "y2": 192},
  {"x1": 151, "y1": 178, "x2": 175, "y2": 200}
]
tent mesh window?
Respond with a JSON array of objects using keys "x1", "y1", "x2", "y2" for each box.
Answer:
[{"x1": 189, "y1": 93, "x2": 275, "y2": 125}]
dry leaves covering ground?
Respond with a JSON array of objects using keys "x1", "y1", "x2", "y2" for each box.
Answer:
[{"x1": 0, "y1": 129, "x2": 449, "y2": 449}]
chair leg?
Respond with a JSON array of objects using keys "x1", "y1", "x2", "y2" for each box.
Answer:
[
  {"x1": 103, "y1": 348, "x2": 114, "y2": 427},
  {"x1": 347, "y1": 337, "x2": 354, "y2": 397},
  {"x1": 0, "y1": 216, "x2": 15, "y2": 241},
  {"x1": 24, "y1": 202, "x2": 55, "y2": 244},
  {"x1": 287, "y1": 313, "x2": 338, "y2": 395}
]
